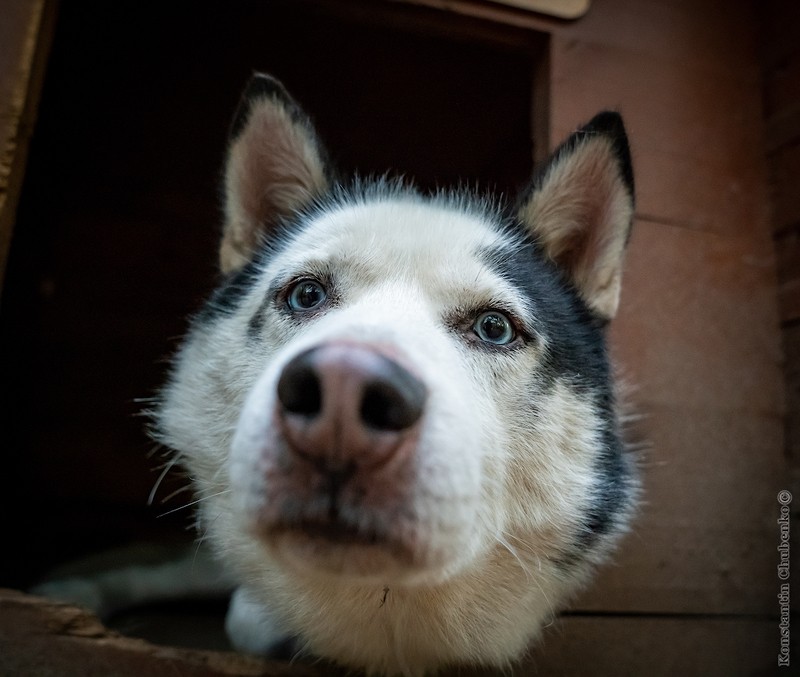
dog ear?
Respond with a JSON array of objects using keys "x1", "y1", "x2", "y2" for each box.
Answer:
[
  {"x1": 221, "y1": 74, "x2": 330, "y2": 273},
  {"x1": 518, "y1": 112, "x2": 634, "y2": 321}
]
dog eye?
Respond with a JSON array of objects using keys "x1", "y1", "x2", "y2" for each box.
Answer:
[
  {"x1": 287, "y1": 279, "x2": 327, "y2": 311},
  {"x1": 473, "y1": 311, "x2": 515, "y2": 345}
]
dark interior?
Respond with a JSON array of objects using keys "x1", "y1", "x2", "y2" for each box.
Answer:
[{"x1": 0, "y1": 0, "x2": 540, "y2": 594}]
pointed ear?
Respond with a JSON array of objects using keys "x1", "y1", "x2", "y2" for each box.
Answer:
[
  {"x1": 518, "y1": 112, "x2": 634, "y2": 321},
  {"x1": 221, "y1": 74, "x2": 331, "y2": 273}
]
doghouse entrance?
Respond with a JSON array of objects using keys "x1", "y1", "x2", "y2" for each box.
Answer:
[{"x1": 0, "y1": 0, "x2": 542, "y2": 600}]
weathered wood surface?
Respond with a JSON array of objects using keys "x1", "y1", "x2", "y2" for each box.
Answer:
[{"x1": 0, "y1": 588, "x2": 333, "y2": 677}]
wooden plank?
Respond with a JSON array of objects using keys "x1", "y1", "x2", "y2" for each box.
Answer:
[
  {"x1": 575, "y1": 221, "x2": 786, "y2": 615},
  {"x1": 311, "y1": 0, "x2": 545, "y2": 52},
  {"x1": 782, "y1": 323, "x2": 800, "y2": 460},
  {"x1": 0, "y1": 0, "x2": 56, "y2": 291},
  {"x1": 403, "y1": 0, "x2": 759, "y2": 77},
  {"x1": 764, "y1": 101, "x2": 800, "y2": 154},
  {"x1": 525, "y1": 615, "x2": 777, "y2": 676},
  {"x1": 763, "y1": 46, "x2": 800, "y2": 120},
  {"x1": 776, "y1": 229, "x2": 800, "y2": 323},
  {"x1": 769, "y1": 140, "x2": 800, "y2": 234},
  {"x1": 485, "y1": 0, "x2": 590, "y2": 20},
  {"x1": 566, "y1": 0, "x2": 760, "y2": 79},
  {"x1": 549, "y1": 35, "x2": 769, "y2": 235},
  {"x1": 778, "y1": 278, "x2": 800, "y2": 326},
  {"x1": 575, "y1": 406, "x2": 784, "y2": 616},
  {"x1": 550, "y1": 37, "x2": 763, "y2": 170},
  {"x1": 427, "y1": 0, "x2": 768, "y2": 241},
  {"x1": 610, "y1": 220, "x2": 782, "y2": 414}
]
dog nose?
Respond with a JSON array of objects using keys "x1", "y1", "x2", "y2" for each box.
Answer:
[{"x1": 276, "y1": 343, "x2": 427, "y2": 471}]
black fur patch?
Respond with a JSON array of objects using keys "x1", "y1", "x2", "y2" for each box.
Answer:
[
  {"x1": 484, "y1": 237, "x2": 610, "y2": 391},
  {"x1": 577, "y1": 111, "x2": 634, "y2": 196},
  {"x1": 194, "y1": 212, "x2": 319, "y2": 333},
  {"x1": 484, "y1": 237, "x2": 633, "y2": 562},
  {"x1": 552, "y1": 435, "x2": 632, "y2": 571},
  {"x1": 194, "y1": 255, "x2": 264, "y2": 325},
  {"x1": 568, "y1": 381, "x2": 632, "y2": 560}
]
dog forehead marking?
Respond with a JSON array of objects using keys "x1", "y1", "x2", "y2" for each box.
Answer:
[{"x1": 272, "y1": 198, "x2": 531, "y2": 314}]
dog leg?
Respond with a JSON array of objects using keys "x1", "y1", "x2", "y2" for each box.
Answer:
[
  {"x1": 31, "y1": 543, "x2": 233, "y2": 620},
  {"x1": 225, "y1": 586, "x2": 295, "y2": 657}
]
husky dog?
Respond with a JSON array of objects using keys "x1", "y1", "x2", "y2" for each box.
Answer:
[{"x1": 150, "y1": 74, "x2": 638, "y2": 675}]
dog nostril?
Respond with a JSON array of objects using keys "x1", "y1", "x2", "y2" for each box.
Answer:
[
  {"x1": 277, "y1": 354, "x2": 322, "y2": 416},
  {"x1": 360, "y1": 369, "x2": 426, "y2": 431},
  {"x1": 278, "y1": 346, "x2": 427, "y2": 431}
]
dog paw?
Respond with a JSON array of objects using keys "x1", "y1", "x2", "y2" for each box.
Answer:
[{"x1": 225, "y1": 586, "x2": 294, "y2": 656}]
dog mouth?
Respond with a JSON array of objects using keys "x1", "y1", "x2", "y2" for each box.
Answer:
[
  {"x1": 259, "y1": 508, "x2": 421, "y2": 577},
  {"x1": 274, "y1": 518, "x2": 385, "y2": 548}
]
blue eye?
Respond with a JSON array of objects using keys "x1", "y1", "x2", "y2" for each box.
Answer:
[
  {"x1": 287, "y1": 279, "x2": 327, "y2": 311},
  {"x1": 473, "y1": 311, "x2": 515, "y2": 345}
]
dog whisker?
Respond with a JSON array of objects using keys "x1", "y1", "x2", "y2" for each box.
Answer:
[
  {"x1": 147, "y1": 456, "x2": 179, "y2": 506},
  {"x1": 156, "y1": 489, "x2": 231, "y2": 519}
]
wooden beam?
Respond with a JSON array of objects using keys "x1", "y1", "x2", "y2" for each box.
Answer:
[
  {"x1": 0, "y1": 0, "x2": 57, "y2": 291},
  {"x1": 486, "y1": 0, "x2": 590, "y2": 20}
]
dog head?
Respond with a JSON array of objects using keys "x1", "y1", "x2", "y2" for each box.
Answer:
[{"x1": 157, "y1": 73, "x2": 635, "y2": 595}]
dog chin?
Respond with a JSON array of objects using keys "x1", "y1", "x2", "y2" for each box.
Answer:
[{"x1": 255, "y1": 521, "x2": 467, "y2": 585}]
